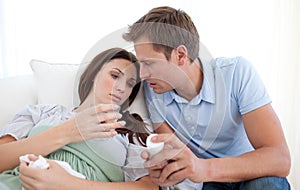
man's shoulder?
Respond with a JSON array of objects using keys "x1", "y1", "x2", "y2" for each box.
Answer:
[
  {"x1": 214, "y1": 56, "x2": 244, "y2": 68},
  {"x1": 213, "y1": 56, "x2": 254, "y2": 74}
]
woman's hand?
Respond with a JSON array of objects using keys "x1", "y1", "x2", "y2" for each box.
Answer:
[
  {"x1": 19, "y1": 156, "x2": 75, "y2": 190},
  {"x1": 61, "y1": 104, "x2": 126, "y2": 144},
  {"x1": 19, "y1": 155, "x2": 159, "y2": 190}
]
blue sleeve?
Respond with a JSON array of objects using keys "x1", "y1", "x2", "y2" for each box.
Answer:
[{"x1": 232, "y1": 57, "x2": 271, "y2": 115}]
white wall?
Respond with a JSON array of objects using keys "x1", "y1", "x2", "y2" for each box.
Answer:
[{"x1": 0, "y1": 0, "x2": 276, "y2": 79}]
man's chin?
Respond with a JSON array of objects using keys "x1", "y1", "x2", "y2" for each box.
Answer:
[{"x1": 152, "y1": 88, "x2": 166, "y2": 94}]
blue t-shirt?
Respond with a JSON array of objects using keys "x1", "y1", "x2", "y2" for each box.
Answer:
[{"x1": 144, "y1": 56, "x2": 271, "y2": 158}]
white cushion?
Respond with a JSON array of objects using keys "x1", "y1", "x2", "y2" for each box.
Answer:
[
  {"x1": 29, "y1": 59, "x2": 150, "y2": 123},
  {"x1": 30, "y1": 59, "x2": 80, "y2": 109}
]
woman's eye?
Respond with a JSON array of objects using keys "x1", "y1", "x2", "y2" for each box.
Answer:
[
  {"x1": 127, "y1": 82, "x2": 135, "y2": 88},
  {"x1": 111, "y1": 73, "x2": 119, "y2": 79}
]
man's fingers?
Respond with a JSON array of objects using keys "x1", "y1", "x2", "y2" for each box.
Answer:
[
  {"x1": 141, "y1": 150, "x2": 150, "y2": 160},
  {"x1": 148, "y1": 169, "x2": 162, "y2": 178},
  {"x1": 158, "y1": 159, "x2": 185, "y2": 183},
  {"x1": 144, "y1": 157, "x2": 169, "y2": 170},
  {"x1": 167, "y1": 168, "x2": 189, "y2": 184},
  {"x1": 148, "y1": 161, "x2": 186, "y2": 187},
  {"x1": 150, "y1": 133, "x2": 184, "y2": 149},
  {"x1": 144, "y1": 148, "x2": 183, "y2": 168}
]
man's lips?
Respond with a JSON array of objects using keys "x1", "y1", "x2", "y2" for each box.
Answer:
[{"x1": 147, "y1": 81, "x2": 157, "y2": 87}]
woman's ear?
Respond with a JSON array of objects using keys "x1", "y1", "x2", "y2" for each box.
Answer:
[{"x1": 175, "y1": 45, "x2": 188, "y2": 66}]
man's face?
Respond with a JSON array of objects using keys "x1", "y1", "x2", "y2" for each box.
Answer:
[{"x1": 134, "y1": 40, "x2": 180, "y2": 94}]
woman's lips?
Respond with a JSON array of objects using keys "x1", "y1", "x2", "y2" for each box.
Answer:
[{"x1": 110, "y1": 94, "x2": 121, "y2": 102}]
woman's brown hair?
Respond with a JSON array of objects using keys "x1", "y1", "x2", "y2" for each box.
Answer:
[{"x1": 78, "y1": 48, "x2": 149, "y2": 146}]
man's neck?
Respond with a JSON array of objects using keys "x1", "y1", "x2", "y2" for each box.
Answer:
[{"x1": 175, "y1": 58, "x2": 203, "y2": 101}]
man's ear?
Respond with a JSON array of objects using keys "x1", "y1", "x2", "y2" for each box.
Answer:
[{"x1": 175, "y1": 45, "x2": 188, "y2": 66}]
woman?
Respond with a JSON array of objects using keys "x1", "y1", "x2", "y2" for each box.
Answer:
[{"x1": 0, "y1": 48, "x2": 158, "y2": 190}]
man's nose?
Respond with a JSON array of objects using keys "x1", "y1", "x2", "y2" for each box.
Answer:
[{"x1": 140, "y1": 63, "x2": 150, "y2": 79}]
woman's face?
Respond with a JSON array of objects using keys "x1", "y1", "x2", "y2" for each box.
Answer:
[{"x1": 92, "y1": 58, "x2": 137, "y2": 106}]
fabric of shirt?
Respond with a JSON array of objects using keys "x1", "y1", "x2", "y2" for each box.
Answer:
[
  {"x1": 144, "y1": 56, "x2": 271, "y2": 159},
  {"x1": 0, "y1": 104, "x2": 148, "y2": 181}
]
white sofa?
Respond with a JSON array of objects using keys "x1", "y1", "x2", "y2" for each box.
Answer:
[{"x1": 0, "y1": 75, "x2": 36, "y2": 127}]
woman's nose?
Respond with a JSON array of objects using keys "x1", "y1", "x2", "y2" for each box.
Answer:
[{"x1": 115, "y1": 80, "x2": 126, "y2": 92}]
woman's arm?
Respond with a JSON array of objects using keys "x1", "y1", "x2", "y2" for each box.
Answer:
[
  {"x1": 19, "y1": 160, "x2": 158, "y2": 190},
  {"x1": 0, "y1": 104, "x2": 125, "y2": 172},
  {"x1": 0, "y1": 123, "x2": 70, "y2": 172},
  {"x1": 72, "y1": 176, "x2": 158, "y2": 190}
]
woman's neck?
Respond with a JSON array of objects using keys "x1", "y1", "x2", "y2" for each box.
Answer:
[{"x1": 73, "y1": 94, "x2": 94, "y2": 113}]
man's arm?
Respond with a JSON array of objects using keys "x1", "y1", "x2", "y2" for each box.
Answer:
[
  {"x1": 204, "y1": 103, "x2": 290, "y2": 182},
  {"x1": 144, "y1": 104, "x2": 291, "y2": 186},
  {"x1": 153, "y1": 123, "x2": 174, "y2": 134}
]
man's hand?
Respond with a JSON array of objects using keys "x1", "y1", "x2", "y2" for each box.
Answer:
[{"x1": 142, "y1": 134, "x2": 208, "y2": 186}]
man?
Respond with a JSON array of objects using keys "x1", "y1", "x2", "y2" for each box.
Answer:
[{"x1": 123, "y1": 6, "x2": 291, "y2": 189}]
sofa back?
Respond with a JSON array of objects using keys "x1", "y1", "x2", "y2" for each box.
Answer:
[{"x1": 0, "y1": 75, "x2": 37, "y2": 127}]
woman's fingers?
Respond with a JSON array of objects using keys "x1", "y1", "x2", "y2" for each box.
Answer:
[
  {"x1": 97, "y1": 121, "x2": 126, "y2": 132},
  {"x1": 95, "y1": 112, "x2": 123, "y2": 123},
  {"x1": 75, "y1": 104, "x2": 123, "y2": 125},
  {"x1": 67, "y1": 104, "x2": 128, "y2": 142},
  {"x1": 73, "y1": 120, "x2": 126, "y2": 141},
  {"x1": 19, "y1": 162, "x2": 39, "y2": 179},
  {"x1": 85, "y1": 104, "x2": 120, "y2": 116},
  {"x1": 27, "y1": 154, "x2": 39, "y2": 161},
  {"x1": 19, "y1": 159, "x2": 71, "y2": 190}
]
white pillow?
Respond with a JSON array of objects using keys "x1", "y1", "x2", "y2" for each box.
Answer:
[
  {"x1": 30, "y1": 59, "x2": 80, "y2": 109},
  {"x1": 29, "y1": 59, "x2": 150, "y2": 125}
]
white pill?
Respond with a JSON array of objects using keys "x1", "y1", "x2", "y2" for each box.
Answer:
[{"x1": 146, "y1": 134, "x2": 164, "y2": 157}]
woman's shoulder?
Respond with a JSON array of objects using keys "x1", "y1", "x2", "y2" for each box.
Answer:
[
  {"x1": 20, "y1": 104, "x2": 69, "y2": 115},
  {"x1": 17, "y1": 104, "x2": 74, "y2": 123}
]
